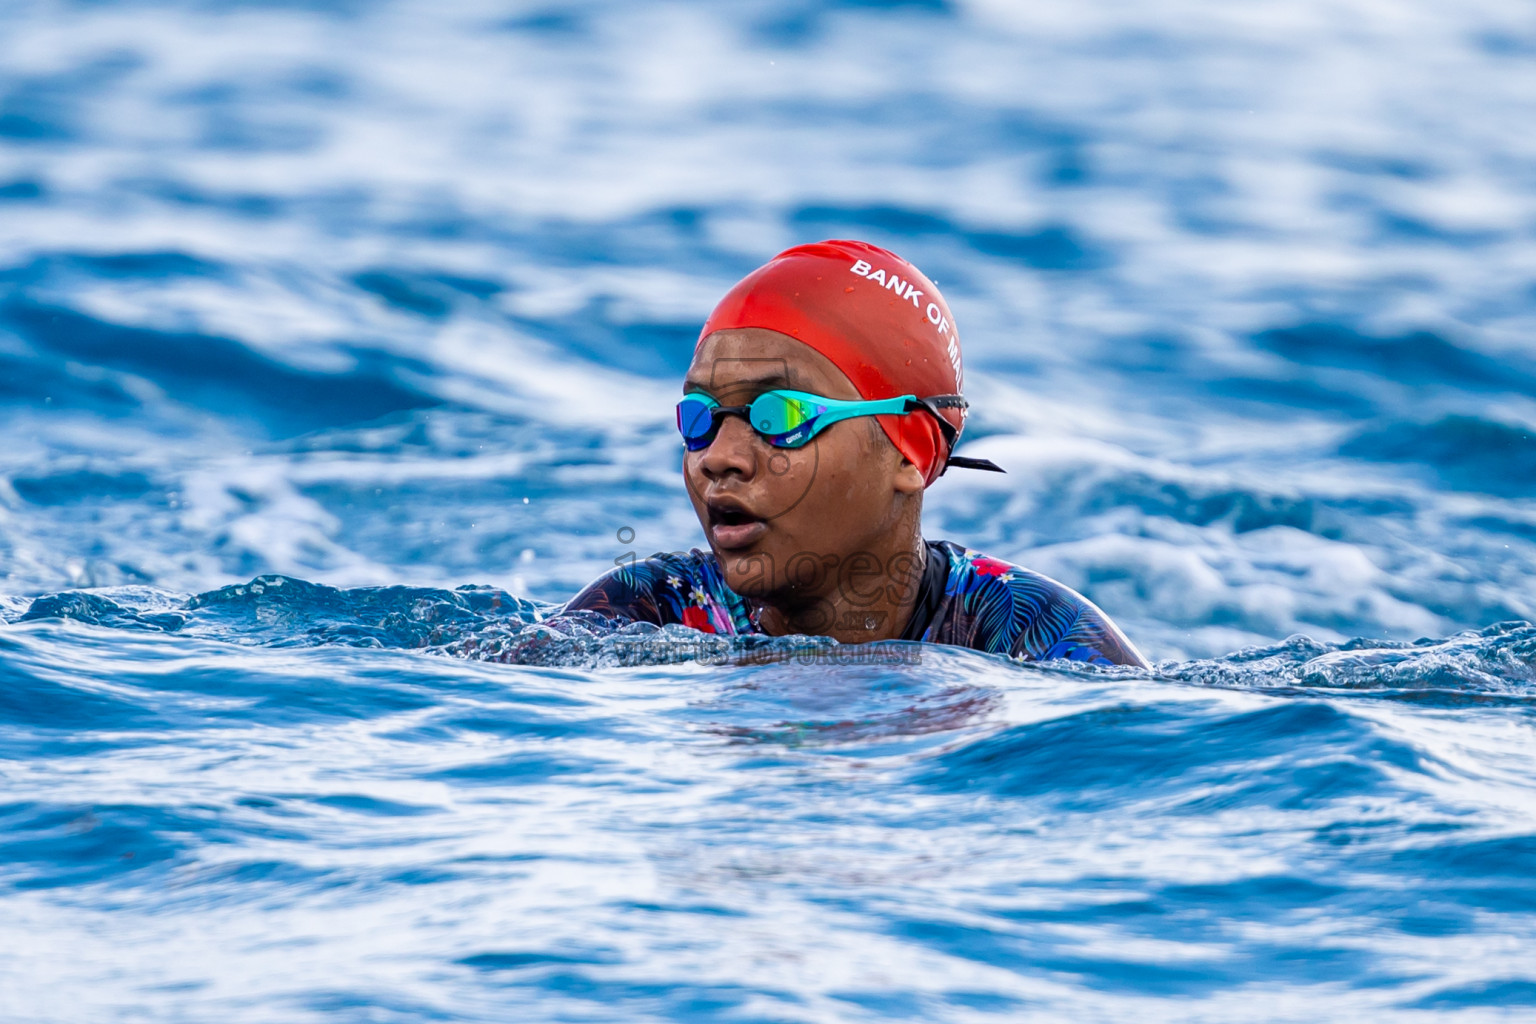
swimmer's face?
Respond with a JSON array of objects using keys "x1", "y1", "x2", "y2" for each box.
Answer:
[{"x1": 682, "y1": 328, "x2": 925, "y2": 615}]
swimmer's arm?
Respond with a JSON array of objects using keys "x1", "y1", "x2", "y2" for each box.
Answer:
[
  {"x1": 1016, "y1": 600, "x2": 1151, "y2": 669},
  {"x1": 556, "y1": 562, "x2": 671, "y2": 627}
]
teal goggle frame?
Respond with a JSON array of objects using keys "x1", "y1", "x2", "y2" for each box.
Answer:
[{"x1": 675, "y1": 389, "x2": 1003, "y2": 474}]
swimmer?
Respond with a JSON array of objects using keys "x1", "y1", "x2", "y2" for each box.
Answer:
[{"x1": 559, "y1": 240, "x2": 1148, "y2": 667}]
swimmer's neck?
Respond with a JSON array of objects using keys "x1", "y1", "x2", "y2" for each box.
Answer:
[{"x1": 748, "y1": 530, "x2": 927, "y2": 645}]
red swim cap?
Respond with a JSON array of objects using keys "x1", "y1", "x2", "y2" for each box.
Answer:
[{"x1": 698, "y1": 239, "x2": 965, "y2": 487}]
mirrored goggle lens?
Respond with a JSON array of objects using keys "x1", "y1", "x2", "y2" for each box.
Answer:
[
  {"x1": 750, "y1": 393, "x2": 821, "y2": 438},
  {"x1": 676, "y1": 397, "x2": 717, "y2": 448}
]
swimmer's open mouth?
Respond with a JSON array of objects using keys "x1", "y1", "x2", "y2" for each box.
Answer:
[
  {"x1": 705, "y1": 497, "x2": 768, "y2": 548},
  {"x1": 707, "y1": 499, "x2": 763, "y2": 528}
]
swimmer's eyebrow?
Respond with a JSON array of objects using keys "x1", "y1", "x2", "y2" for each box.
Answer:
[{"x1": 681, "y1": 372, "x2": 797, "y2": 396}]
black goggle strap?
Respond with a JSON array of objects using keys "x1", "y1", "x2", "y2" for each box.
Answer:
[{"x1": 903, "y1": 395, "x2": 1006, "y2": 475}]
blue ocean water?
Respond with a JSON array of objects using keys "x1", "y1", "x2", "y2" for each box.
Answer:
[{"x1": 3, "y1": 0, "x2": 1536, "y2": 1020}]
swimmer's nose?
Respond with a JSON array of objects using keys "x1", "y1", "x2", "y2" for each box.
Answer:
[{"x1": 697, "y1": 413, "x2": 759, "y2": 481}]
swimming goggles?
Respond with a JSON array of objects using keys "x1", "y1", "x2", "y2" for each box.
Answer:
[{"x1": 675, "y1": 389, "x2": 1003, "y2": 473}]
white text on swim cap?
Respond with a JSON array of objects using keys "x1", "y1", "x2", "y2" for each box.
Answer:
[
  {"x1": 849, "y1": 260, "x2": 943, "y2": 329},
  {"x1": 849, "y1": 258, "x2": 961, "y2": 385}
]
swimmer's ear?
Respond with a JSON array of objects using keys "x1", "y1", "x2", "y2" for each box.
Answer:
[
  {"x1": 867, "y1": 417, "x2": 923, "y2": 493},
  {"x1": 893, "y1": 457, "x2": 924, "y2": 495}
]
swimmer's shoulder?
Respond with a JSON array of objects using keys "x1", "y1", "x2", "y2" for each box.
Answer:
[
  {"x1": 561, "y1": 548, "x2": 749, "y2": 633},
  {"x1": 927, "y1": 540, "x2": 1149, "y2": 668}
]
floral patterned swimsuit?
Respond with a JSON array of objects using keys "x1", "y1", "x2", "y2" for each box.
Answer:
[{"x1": 560, "y1": 539, "x2": 1146, "y2": 667}]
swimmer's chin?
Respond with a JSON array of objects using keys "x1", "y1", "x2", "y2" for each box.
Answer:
[{"x1": 716, "y1": 554, "x2": 779, "y2": 599}]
